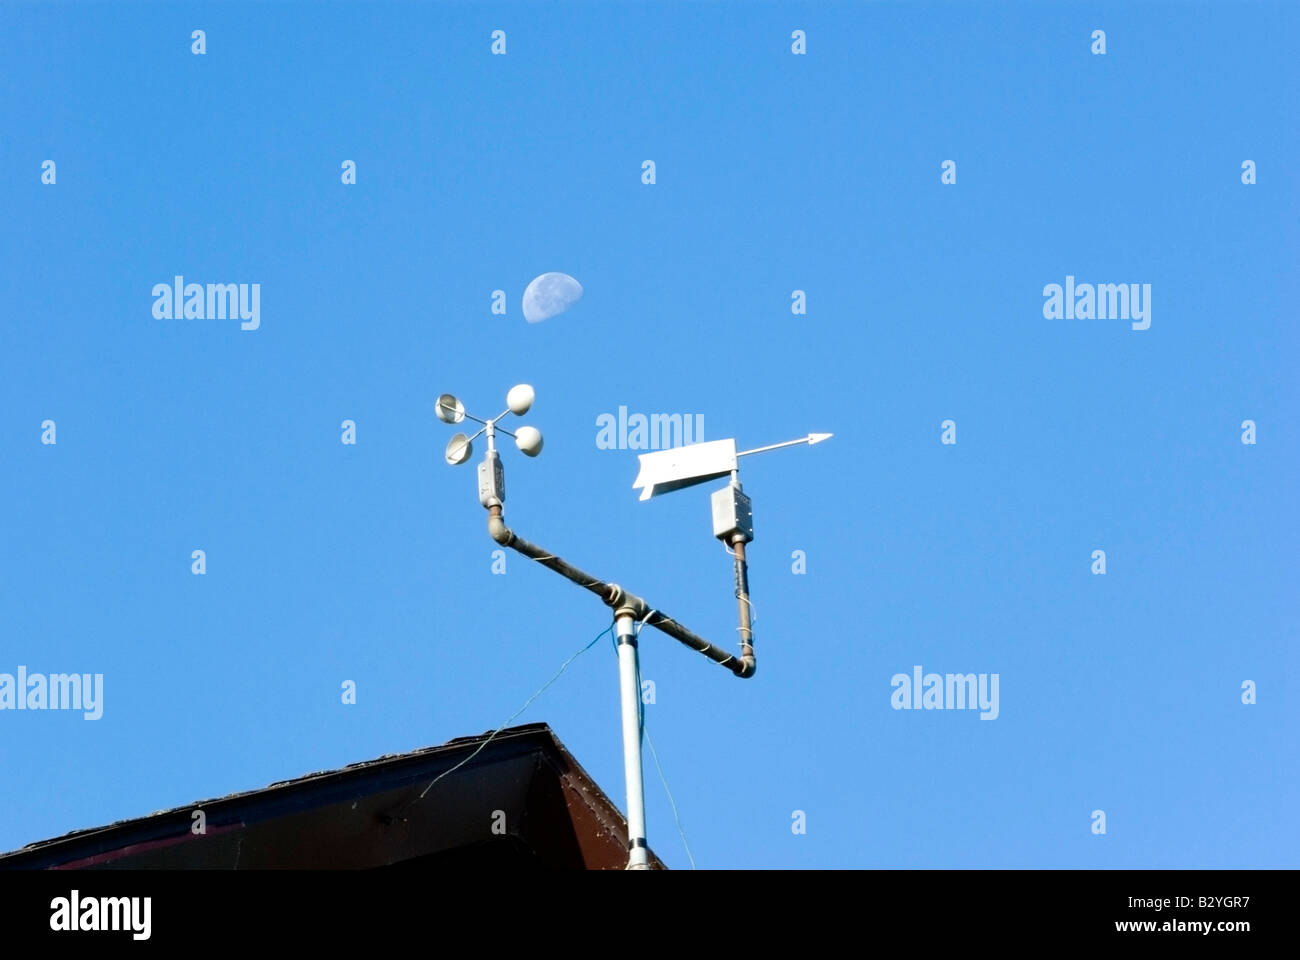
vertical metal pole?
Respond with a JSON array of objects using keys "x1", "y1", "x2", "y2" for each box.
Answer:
[
  {"x1": 732, "y1": 536, "x2": 754, "y2": 665},
  {"x1": 615, "y1": 608, "x2": 650, "y2": 869}
]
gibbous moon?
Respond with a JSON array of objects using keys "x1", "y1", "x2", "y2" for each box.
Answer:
[{"x1": 522, "y1": 272, "x2": 583, "y2": 323}]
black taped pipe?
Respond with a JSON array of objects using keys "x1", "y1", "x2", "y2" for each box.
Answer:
[{"x1": 487, "y1": 505, "x2": 755, "y2": 678}]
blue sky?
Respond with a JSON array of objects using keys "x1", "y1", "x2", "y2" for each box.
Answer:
[{"x1": 1, "y1": 1, "x2": 1295, "y2": 868}]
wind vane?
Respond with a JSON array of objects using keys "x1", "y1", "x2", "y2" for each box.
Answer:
[
  {"x1": 434, "y1": 384, "x2": 832, "y2": 869},
  {"x1": 632, "y1": 432, "x2": 833, "y2": 501}
]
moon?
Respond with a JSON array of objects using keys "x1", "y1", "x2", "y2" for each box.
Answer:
[{"x1": 522, "y1": 272, "x2": 583, "y2": 323}]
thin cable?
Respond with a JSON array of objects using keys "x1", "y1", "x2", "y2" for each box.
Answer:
[
  {"x1": 644, "y1": 726, "x2": 697, "y2": 870},
  {"x1": 737, "y1": 593, "x2": 757, "y2": 628},
  {"x1": 726, "y1": 543, "x2": 756, "y2": 625},
  {"x1": 398, "y1": 623, "x2": 614, "y2": 815},
  {"x1": 632, "y1": 612, "x2": 655, "y2": 738},
  {"x1": 630, "y1": 615, "x2": 696, "y2": 868}
]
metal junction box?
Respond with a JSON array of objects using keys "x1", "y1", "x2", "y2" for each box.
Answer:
[
  {"x1": 478, "y1": 451, "x2": 505, "y2": 507},
  {"x1": 711, "y1": 484, "x2": 753, "y2": 543}
]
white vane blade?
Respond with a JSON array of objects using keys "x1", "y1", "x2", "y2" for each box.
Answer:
[{"x1": 633, "y1": 438, "x2": 738, "y2": 501}]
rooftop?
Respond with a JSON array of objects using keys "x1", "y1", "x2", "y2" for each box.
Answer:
[{"x1": 0, "y1": 723, "x2": 663, "y2": 870}]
